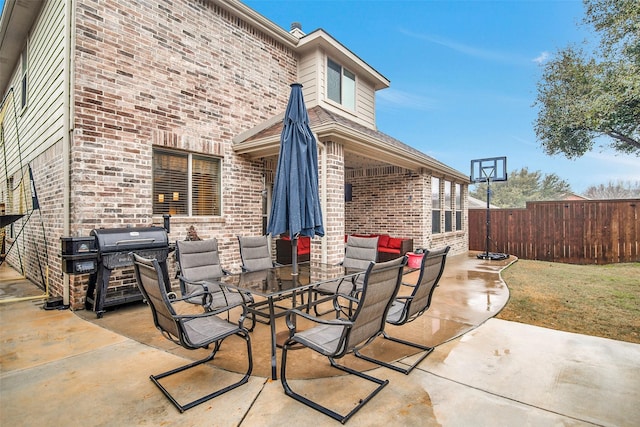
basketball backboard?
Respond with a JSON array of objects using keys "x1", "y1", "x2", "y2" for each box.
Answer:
[{"x1": 470, "y1": 157, "x2": 507, "y2": 183}]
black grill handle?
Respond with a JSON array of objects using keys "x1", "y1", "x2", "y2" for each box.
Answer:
[{"x1": 115, "y1": 238, "x2": 155, "y2": 246}]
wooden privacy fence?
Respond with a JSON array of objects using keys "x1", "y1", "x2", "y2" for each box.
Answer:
[{"x1": 469, "y1": 199, "x2": 639, "y2": 264}]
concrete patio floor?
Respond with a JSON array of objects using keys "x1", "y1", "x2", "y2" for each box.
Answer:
[{"x1": 1, "y1": 252, "x2": 639, "y2": 426}]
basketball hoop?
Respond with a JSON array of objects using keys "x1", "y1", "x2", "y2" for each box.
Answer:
[{"x1": 470, "y1": 157, "x2": 509, "y2": 261}]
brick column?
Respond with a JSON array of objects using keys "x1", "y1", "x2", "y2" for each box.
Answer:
[{"x1": 313, "y1": 140, "x2": 345, "y2": 265}]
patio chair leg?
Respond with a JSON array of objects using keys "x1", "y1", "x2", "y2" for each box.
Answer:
[
  {"x1": 281, "y1": 340, "x2": 389, "y2": 424},
  {"x1": 150, "y1": 331, "x2": 253, "y2": 413},
  {"x1": 354, "y1": 331, "x2": 434, "y2": 375}
]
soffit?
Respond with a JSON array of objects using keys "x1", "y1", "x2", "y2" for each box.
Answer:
[
  {"x1": 0, "y1": 0, "x2": 42, "y2": 94},
  {"x1": 233, "y1": 105, "x2": 469, "y2": 182}
]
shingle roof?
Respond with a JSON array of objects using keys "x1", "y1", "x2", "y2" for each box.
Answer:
[{"x1": 238, "y1": 105, "x2": 467, "y2": 181}]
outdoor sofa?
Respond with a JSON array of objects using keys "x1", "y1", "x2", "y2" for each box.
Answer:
[
  {"x1": 275, "y1": 233, "x2": 413, "y2": 264},
  {"x1": 349, "y1": 233, "x2": 413, "y2": 262}
]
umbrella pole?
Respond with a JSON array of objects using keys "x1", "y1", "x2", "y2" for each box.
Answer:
[{"x1": 292, "y1": 236, "x2": 298, "y2": 275}]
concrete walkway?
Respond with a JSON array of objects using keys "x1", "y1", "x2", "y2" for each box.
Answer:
[{"x1": 1, "y1": 253, "x2": 639, "y2": 426}]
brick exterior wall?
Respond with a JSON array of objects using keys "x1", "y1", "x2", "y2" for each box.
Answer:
[
  {"x1": 65, "y1": 0, "x2": 298, "y2": 308},
  {"x1": 3, "y1": 143, "x2": 65, "y2": 297},
  {"x1": 345, "y1": 168, "x2": 422, "y2": 239},
  {"x1": 345, "y1": 167, "x2": 468, "y2": 255}
]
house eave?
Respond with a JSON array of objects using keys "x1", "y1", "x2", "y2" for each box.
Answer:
[
  {"x1": 210, "y1": 0, "x2": 299, "y2": 48},
  {"x1": 0, "y1": 0, "x2": 43, "y2": 94},
  {"x1": 234, "y1": 122, "x2": 469, "y2": 182},
  {"x1": 296, "y1": 29, "x2": 390, "y2": 91}
]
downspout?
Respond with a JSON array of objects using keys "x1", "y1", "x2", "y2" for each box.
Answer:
[
  {"x1": 62, "y1": 0, "x2": 75, "y2": 306},
  {"x1": 315, "y1": 135, "x2": 327, "y2": 263}
]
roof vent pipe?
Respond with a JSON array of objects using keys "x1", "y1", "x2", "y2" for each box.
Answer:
[{"x1": 289, "y1": 22, "x2": 305, "y2": 38}]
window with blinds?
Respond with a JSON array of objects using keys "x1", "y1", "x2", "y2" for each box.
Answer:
[
  {"x1": 153, "y1": 148, "x2": 221, "y2": 216},
  {"x1": 455, "y1": 183, "x2": 462, "y2": 231},
  {"x1": 431, "y1": 177, "x2": 441, "y2": 233},
  {"x1": 444, "y1": 180, "x2": 452, "y2": 232}
]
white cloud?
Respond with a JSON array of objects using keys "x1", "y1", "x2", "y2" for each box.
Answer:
[
  {"x1": 533, "y1": 51, "x2": 550, "y2": 64},
  {"x1": 399, "y1": 28, "x2": 524, "y2": 65},
  {"x1": 377, "y1": 88, "x2": 438, "y2": 111}
]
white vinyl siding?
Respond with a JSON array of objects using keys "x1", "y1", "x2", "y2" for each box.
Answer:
[
  {"x1": 296, "y1": 48, "x2": 378, "y2": 128},
  {"x1": 297, "y1": 53, "x2": 318, "y2": 105},
  {"x1": 356, "y1": 78, "x2": 376, "y2": 127},
  {"x1": 2, "y1": 1, "x2": 65, "y2": 177}
]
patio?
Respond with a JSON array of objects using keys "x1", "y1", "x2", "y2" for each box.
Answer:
[{"x1": 1, "y1": 252, "x2": 639, "y2": 426}]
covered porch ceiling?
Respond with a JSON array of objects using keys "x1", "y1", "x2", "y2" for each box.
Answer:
[{"x1": 233, "y1": 105, "x2": 469, "y2": 182}]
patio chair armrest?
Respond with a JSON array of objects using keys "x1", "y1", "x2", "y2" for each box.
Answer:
[
  {"x1": 178, "y1": 275, "x2": 211, "y2": 292},
  {"x1": 174, "y1": 300, "x2": 246, "y2": 320},
  {"x1": 169, "y1": 290, "x2": 209, "y2": 304},
  {"x1": 336, "y1": 293, "x2": 358, "y2": 304},
  {"x1": 284, "y1": 308, "x2": 352, "y2": 332}
]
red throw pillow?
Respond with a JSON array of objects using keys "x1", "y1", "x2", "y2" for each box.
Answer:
[
  {"x1": 388, "y1": 237, "x2": 403, "y2": 249},
  {"x1": 377, "y1": 234, "x2": 390, "y2": 247},
  {"x1": 299, "y1": 237, "x2": 310, "y2": 250}
]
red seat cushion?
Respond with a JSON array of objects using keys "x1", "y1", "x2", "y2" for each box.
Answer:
[
  {"x1": 388, "y1": 237, "x2": 403, "y2": 250},
  {"x1": 378, "y1": 247, "x2": 401, "y2": 254},
  {"x1": 298, "y1": 237, "x2": 310, "y2": 253},
  {"x1": 280, "y1": 236, "x2": 311, "y2": 254}
]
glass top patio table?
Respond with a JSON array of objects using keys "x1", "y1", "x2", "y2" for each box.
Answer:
[
  {"x1": 210, "y1": 260, "x2": 364, "y2": 379},
  {"x1": 218, "y1": 261, "x2": 362, "y2": 297}
]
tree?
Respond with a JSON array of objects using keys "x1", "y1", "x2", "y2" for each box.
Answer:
[
  {"x1": 470, "y1": 167, "x2": 572, "y2": 208},
  {"x1": 534, "y1": 0, "x2": 640, "y2": 158},
  {"x1": 583, "y1": 180, "x2": 640, "y2": 199}
]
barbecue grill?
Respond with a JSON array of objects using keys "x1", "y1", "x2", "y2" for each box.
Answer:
[{"x1": 83, "y1": 226, "x2": 171, "y2": 318}]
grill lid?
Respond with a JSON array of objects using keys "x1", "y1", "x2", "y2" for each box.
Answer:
[{"x1": 91, "y1": 227, "x2": 169, "y2": 253}]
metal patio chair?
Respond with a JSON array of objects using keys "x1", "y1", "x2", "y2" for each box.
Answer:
[
  {"x1": 354, "y1": 246, "x2": 450, "y2": 374},
  {"x1": 311, "y1": 235, "x2": 379, "y2": 315},
  {"x1": 175, "y1": 238, "x2": 256, "y2": 330},
  {"x1": 280, "y1": 256, "x2": 407, "y2": 424},
  {"x1": 237, "y1": 235, "x2": 280, "y2": 272},
  {"x1": 237, "y1": 235, "x2": 301, "y2": 321},
  {"x1": 132, "y1": 253, "x2": 252, "y2": 413}
]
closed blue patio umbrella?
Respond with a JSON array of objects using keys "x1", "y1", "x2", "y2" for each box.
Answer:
[{"x1": 267, "y1": 83, "x2": 324, "y2": 275}]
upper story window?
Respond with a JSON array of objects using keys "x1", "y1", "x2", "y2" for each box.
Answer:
[
  {"x1": 327, "y1": 58, "x2": 355, "y2": 110},
  {"x1": 21, "y1": 44, "x2": 28, "y2": 110},
  {"x1": 153, "y1": 148, "x2": 221, "y2": 216}
]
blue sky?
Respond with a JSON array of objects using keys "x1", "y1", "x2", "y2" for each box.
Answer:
[
  {"x1": 244, "y1": 0, "x2": 639, "y2": 193},
  {"x1": 1, "y1": 0, "x2": 637, "y2": 193}
]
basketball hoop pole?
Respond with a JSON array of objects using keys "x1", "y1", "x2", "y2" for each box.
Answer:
[{"x1": 484, "y1": 177, "x2": 491, "y2": 259}]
